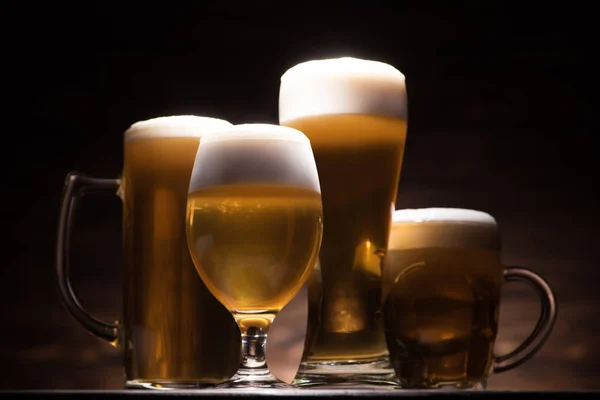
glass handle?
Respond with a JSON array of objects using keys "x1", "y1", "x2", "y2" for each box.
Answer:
[
  {"x1": 56, "y1": 171, "x2": 121, "y2": 344},
  {"x1": 493, "y1": 266, "x2": 558, "y2": 373}
]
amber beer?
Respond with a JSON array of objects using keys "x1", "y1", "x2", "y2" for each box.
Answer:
[
  {"x1": 279, "y1": 58, "x2": 407, "y2": 385},
  {"x1": 383, "y1": 208, "x2": 557, "y2": 389},
  {"x1": 383, "y1": 209, "x2": 502, "y2": 389},
  {"x1": 121, "y1": 117, "x2": 240, "y2": 387},
  {"x1": 185, "y1": 131, "x2": 323, "y2": 315},
  {"x1": 186, "y1": 185, "x2": 323, "y2": 313}
]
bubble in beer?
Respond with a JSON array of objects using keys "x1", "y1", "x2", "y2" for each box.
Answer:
[
  {"x1": 279, "y1": 57, "x2": 407, "y2": 123},
  {"x1": 188, "y1": 124, "x2": 321, "y2": 194},
  {"x1": 124, "y1": 115, "x2": 232, "y2": 142}
]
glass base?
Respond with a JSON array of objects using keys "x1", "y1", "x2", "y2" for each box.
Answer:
[
  {"x1": 125, "y1": 380, "x2": 219, "y2": 390},
  {"x1": 398, "y1": 379, "x2": 487, "y2": 390},
  {"x1": 292, "y1": 358, "x2": 400, "y2": 388},
  {"x1": 216, "y1": 369, "x2": 293, "y2": 389}
]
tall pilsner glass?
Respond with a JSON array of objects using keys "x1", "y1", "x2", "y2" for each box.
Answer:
[
  {"x1": 279, "y1": 57, "x2": 408, "y2": 386},
  {"x1": 186, "y1": 124, "x2": 323, "y2": 389},
  {"x1": 56, "y1": 116, "x2": 241, "y2": 389}
]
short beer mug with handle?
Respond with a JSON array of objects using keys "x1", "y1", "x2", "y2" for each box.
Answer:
[
  {"x1": 382, "y1": 208, "x2": 557, "y2": 389},
  {"x1": 56, "y1": 116, "x2": 241, "y2": 389}
]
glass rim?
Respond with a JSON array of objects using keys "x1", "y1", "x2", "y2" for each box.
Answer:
[{"x1": 200, "y1": 123, "x2": 311, "y2": 145}]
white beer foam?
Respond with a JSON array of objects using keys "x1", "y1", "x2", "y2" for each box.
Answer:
[
  {"x1": 279, "y1": 57, "x2": 407, "y2": 123},
  {"x1": 200, "y1": 123, "x2": 310, "y2": 144},
  {"x1": 189, "y1": 124, "x2": 321, "y2": 194},
  {"x1": 124, "y1": 115, "x2": 232, "y2": 142},
  {"x1": 388, "y1": 208, "x2": 499, "y2": 251},
  {"x1": 392, "y1": 208, "x2": 497, "y2": 226}
]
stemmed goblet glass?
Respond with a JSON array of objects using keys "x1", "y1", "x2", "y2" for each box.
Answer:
[{"x1": 185, "y1": 124, "x2": 323, "y2": 389}]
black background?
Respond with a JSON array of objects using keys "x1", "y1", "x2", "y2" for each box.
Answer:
[{"x1": 3, "y1": 1, "x2": 596, "y2": 390}]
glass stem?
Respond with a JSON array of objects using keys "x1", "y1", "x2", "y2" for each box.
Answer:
[{"x1": 234, "y1": 314, "x2": 275, "y2": 378}]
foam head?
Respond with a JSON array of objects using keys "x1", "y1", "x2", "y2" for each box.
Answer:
[
  {"x1": 124, "y1": 115, "x2": 232, "y2": 142},
  {"x1": 392, "y1": 208, "x2": 497, "y2": 225},
  {"x1": 278, "y1": 57, "x2": 407, "y2": 123},
  {"x1": 389, "y1": 208, "x2": 500, "y2": 251},
  {"x1": 188, "y1": 124, "x2": 321, "y2": 194}
]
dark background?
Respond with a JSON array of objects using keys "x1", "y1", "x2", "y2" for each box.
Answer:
[{"x1": 4, "y1": 1, "x2": 596, "y2": 390}]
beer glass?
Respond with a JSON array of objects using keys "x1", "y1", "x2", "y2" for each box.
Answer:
[
  {"x1": 185, "y1": 124, "x2": 323, "y2": 389},
  {"x1": 279, "y1": 57, "x2": 407, "y2": 386},
  {"x1": 382, "y1": 208, "x2": 557, "y2": 389},
  {"x1": 56, "y1": 116, "x2": 241, "y2": 389}
]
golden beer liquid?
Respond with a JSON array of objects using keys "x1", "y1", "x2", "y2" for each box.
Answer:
[
  {"x1": 186, "y1": 185, "x2": 323, "y2": 313},
  {"x1": 122, "y1": 137, "x2": 240, "y2": 385},
  {"x1": 282, "y1": 114, "x2": 407, "y2": 362},
  {"x1": 383, "y1": 222, "x2": 502, "y2": 388}
]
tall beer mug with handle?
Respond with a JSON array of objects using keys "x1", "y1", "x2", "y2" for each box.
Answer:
[{"x1": 56, "y1": 116, "x2": 241, "y2": 389}]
